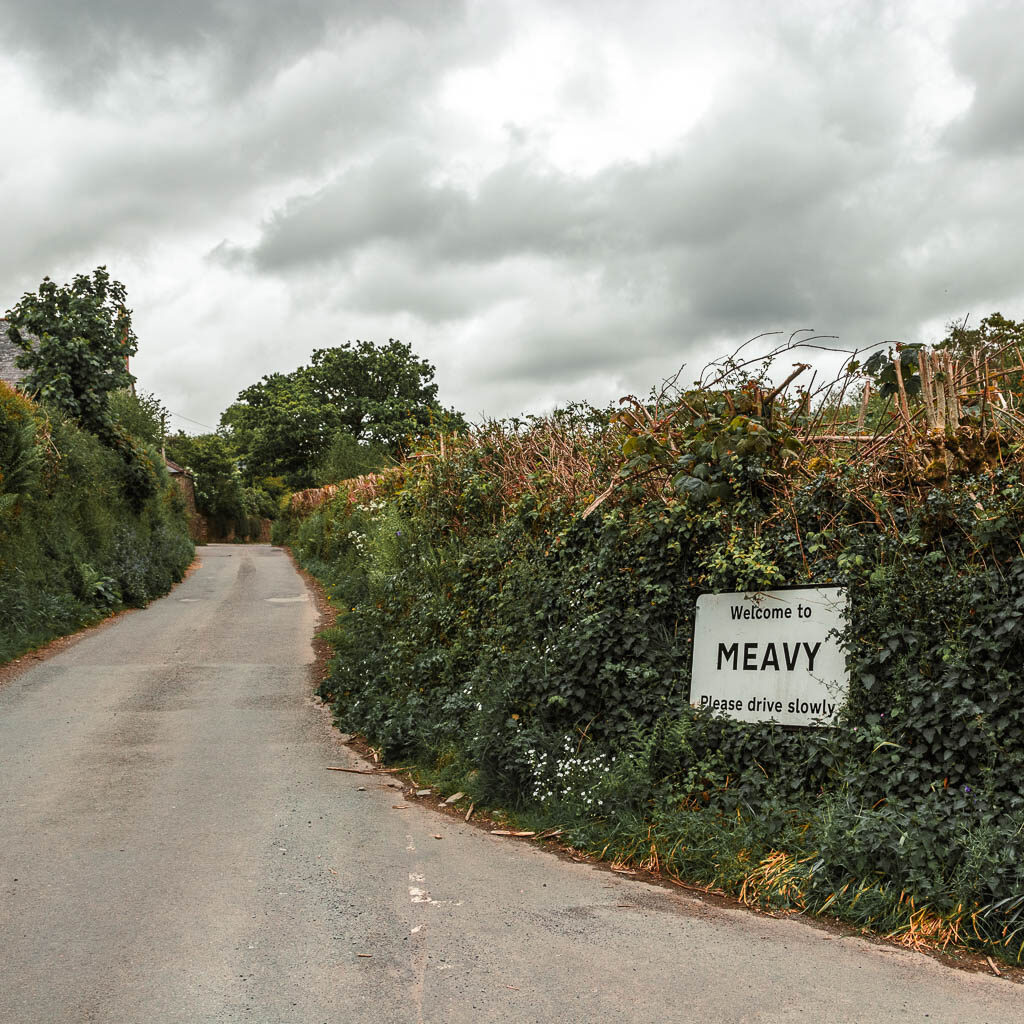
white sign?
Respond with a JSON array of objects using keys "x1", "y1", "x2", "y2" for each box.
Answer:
[{"x1": 690, "y1": 587, "x2": 848, "y2": 726}]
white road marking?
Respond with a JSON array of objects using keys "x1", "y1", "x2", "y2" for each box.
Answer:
[{"x1": 409, "y1": 871, "x2": 432, "y2": 903}]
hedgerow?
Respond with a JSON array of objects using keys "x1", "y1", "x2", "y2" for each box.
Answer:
[
  {"x1": 0, "y1": 383, "x2": 194, "y2": 660},
  {"x1": 286, "y1": 337, "x2": 1024, "y2": 962}
]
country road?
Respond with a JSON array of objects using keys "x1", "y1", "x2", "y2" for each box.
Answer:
[{"x1": 0, "y1": 544, "x2": 1020, "y2": 1023}]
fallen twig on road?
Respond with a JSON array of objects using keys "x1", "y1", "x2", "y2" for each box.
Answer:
[{"x1": 533, "y1": 828, "x2": 563, "y2": 840}]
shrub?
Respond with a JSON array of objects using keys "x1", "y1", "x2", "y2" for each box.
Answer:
[{"x1": 0, "y1": 385, "x2": 193, "y2": 660}]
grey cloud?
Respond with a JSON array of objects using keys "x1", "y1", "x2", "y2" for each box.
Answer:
[
  {"x1": 238, "y1": 24, "x2": 910, "y2": 266},
  {"x1": 944, "y1": 1, "x2": 1024, "y2": 155},
  {"x1": 242, "y1": 153, "x2": 604, "y2": 272},
  {"x1": 249, "y1": 148, "x2": 462, "y2": 270},
  {"x1": 0, "y1": 0, "x2": 466, "y2": 101},
  {"x1": 605, "y1": 114, "x2": 868, "y2": 249},
  {"x1": 233, "y1": 56, "x2": 912, "y2": 357},
  {"x1": 476, "y1": 300, "x2": 683, "y2": 386},
  {"x1": 9, "y1": 0, "x2": 1024, "y2": 429},
  {"x1": 338, "y1": 249, "x2": 532, "y2": 324},
  {"x1": 438, "y1": 161, "x2": 605, "y2": 261},
  {"x1": 0, "y1": 6, "x2": 498, "y2": 286}
]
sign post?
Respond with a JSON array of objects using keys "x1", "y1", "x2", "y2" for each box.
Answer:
[{"x1": 689, "y1": 587, "x2": 848, "y2": 726}]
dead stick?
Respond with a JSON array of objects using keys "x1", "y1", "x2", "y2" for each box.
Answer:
[
  {"x1": 808, "y1": 434, "x2": 885, "y2": 442},
  {"x1": 943, "y1": 351, "x2": 959, "y2": 427},
  {"x1": 918, "y1": 349, "x2": 936, "y2": 432},
  {"x1": 762, "y1": 363, "x2": 810, "y2": 409},
  {"x1": 932, "y1": 351, "x2": 947, "y2": 435},
  {"x1": 892, "y1": 347, "x2": 912, "y2": 431},
  {"x1": 581, "y1": 480, "x2": 617, "y2": 519},
  {"x1": 979, "y1": 357, "x2": 989, "y2": 433},
  {"x1": 856, "y1": 381, "x2": 871, "y2": 432}
]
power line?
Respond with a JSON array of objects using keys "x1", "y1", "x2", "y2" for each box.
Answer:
[{"x1": 166, "y1": 409, "x2": 217, "y2": 432}]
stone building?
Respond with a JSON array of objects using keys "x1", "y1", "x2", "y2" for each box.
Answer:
[
  {"x1": 164, "y1": 457, "x2": 207, "y2": 544},
  {"x1": 0, "y1": 319, "x2": 24, "y2": 389}
]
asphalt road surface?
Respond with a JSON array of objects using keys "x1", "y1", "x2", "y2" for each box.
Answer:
[{"x1": 1, "y1": 544, "x2": 1020, "y2": 1023}]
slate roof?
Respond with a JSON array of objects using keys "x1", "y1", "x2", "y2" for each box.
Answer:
[{"x1": 0, "y1": 318, "x2": 23, "y2": 387}]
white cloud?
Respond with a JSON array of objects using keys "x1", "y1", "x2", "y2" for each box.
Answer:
[{"x1": 3, "y1": 0, "x2": 1023, "y2": 430}]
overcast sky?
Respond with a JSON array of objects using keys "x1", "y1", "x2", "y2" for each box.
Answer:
[{"x1": 2, "y1": 0, "x2": 1022, "y2": 431}]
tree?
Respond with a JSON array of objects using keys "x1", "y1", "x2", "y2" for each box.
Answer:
[
  {"x1": 314, "y1": 431, "x2": 392, "y2": 486},
  {"x1": 939, "y1": 312, "x2": 1024, "y2": 364},
  {"x1": 108, "y1": 388, "x2": 168, "y2": 448},
  {"x1": 165, "y1": 431, "x2": 246, "y2": 523},
  {"x1": 220, "y1": 372, "x2": 329, "y2": 486},
  {"x1": 938, "y1": 313, "x2": 1024, "y2": 399},
  {"x1": 306, "y1": 339, "x2": 440, "y2": 448},
  {"x1": 165, "y1": 430, "x2": 282, "y2": 533},
  {"x1": 222, "y1": 339, "x2": 465, "y2": 488},
  {"x1": 5, "y1": 267, "x2": 136, "y2": 439}
]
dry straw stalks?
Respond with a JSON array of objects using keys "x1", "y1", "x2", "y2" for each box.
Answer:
[
  {"x1": 291, "y1": 331, "x2": 1024, "y2": 536},
  {"x1": 289, "y1": 468, "x2": 403, "y2": 516}
]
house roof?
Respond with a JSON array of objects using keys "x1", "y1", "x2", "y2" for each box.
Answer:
[
  {"x1": 164, "y1": 458, "x2": 191, "y2": 477},
  {"x1": 0, "y1": 319, "x2": 23, "y2": 388}
]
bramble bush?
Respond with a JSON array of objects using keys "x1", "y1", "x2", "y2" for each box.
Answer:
[{"x1": 285, "y1": 347, "x2": 1024, "y2": 962}]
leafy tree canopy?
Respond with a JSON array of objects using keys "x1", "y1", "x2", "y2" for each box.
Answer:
[
  {"x1": 306, "y1": 339, "x2": 440, "y2": 447},
  {"x1": 222, "y1": 338, "x2": 465, "y2": 488},
  {"x1": 108, "y1": 388, "x2": 168, "y2": 448},
  {"x1": 939, "y1": 311, "x2": 1024, "y2": 363},
  {"x1": 165, "y1": 431, "x2": 281, "y2": 527},
  {"x1": 164, "y1": 432, "x2": 241, "y2": 521},
  {"x1": 220, "y1": 372, "x2": 328, "y2": 487},
  {"x1": 5, "y1": 267, "x2": 137, "y2": 439},
  {"x1": 315, "y1": 431, "x2": 392, "y2": 487}
]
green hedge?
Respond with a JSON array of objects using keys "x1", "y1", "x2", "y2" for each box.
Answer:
[
  {"x1": 0, "y1": 383, "x2": 194, "y2": 660},
  {"x1": 288, "y1": 410, "x2": 1024, "y2": 961}
]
